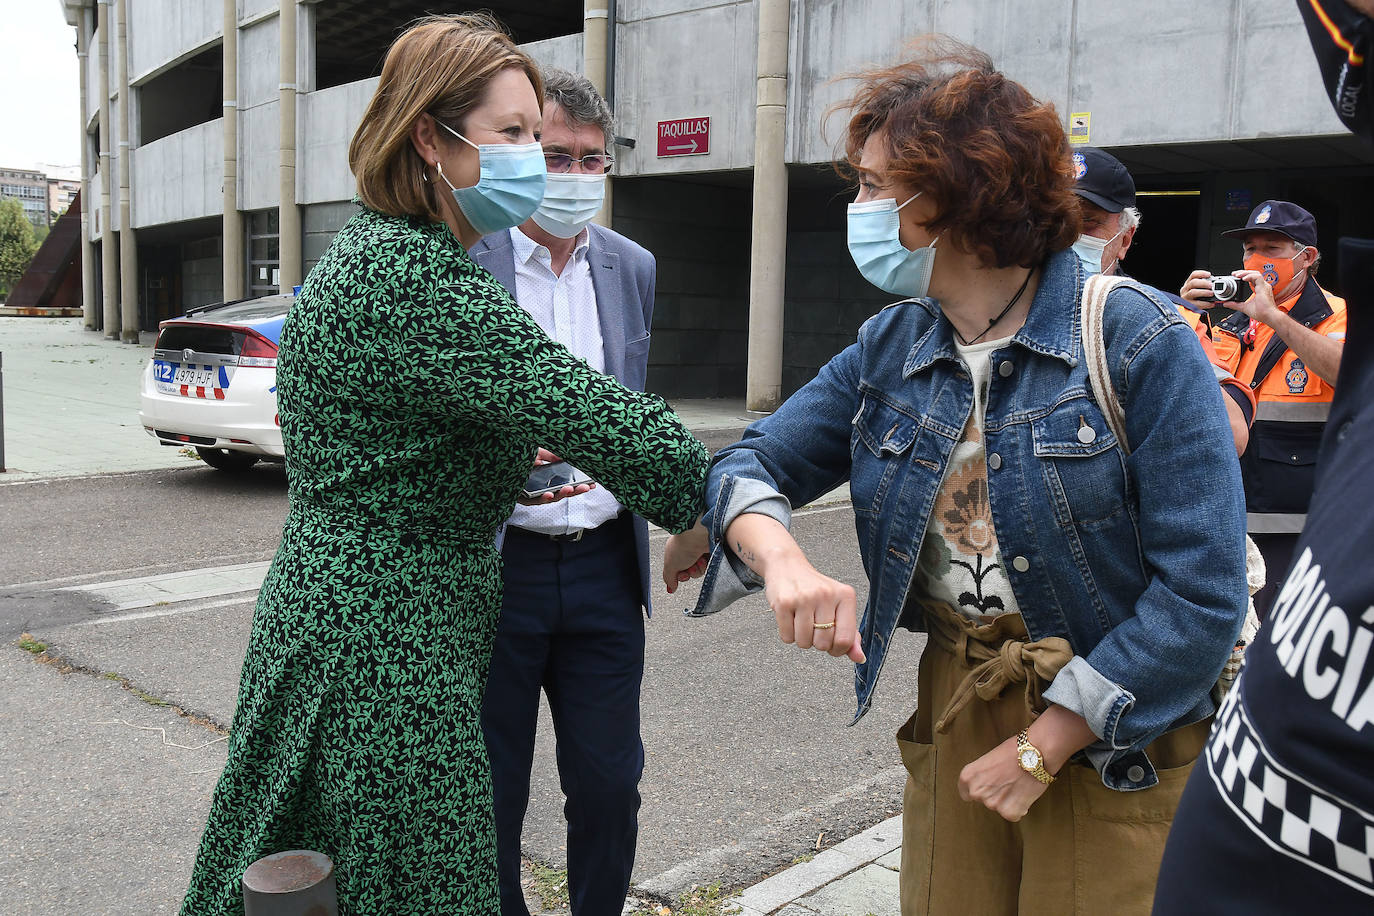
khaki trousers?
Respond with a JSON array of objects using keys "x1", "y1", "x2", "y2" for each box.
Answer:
[{"x1": 897, "y1": 603, "x2": 1209, "y2": 916}]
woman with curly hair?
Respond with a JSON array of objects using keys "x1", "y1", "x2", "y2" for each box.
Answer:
[{"x1": 665, "y1": 38, "x2": 1246, "y2": 914}]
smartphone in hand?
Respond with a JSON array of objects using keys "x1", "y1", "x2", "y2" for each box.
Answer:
[{"x1": 521, "y1": 460, "x2": 595, "y2": 499}]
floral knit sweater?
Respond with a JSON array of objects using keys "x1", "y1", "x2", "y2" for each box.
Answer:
[{"x1": 912, "y1": 334, "x2": 1022, "y2": 621}]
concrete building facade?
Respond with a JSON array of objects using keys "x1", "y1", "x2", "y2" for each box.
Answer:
[{"x1": 60, "y1": 0, "x2": 1374, "y2": 401}]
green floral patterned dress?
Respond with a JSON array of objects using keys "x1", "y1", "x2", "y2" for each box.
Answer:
[{"x1": 180, "y1": 207, "x2": 708, "y2": 915}]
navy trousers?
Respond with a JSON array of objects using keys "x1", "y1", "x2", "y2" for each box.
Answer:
[
  {"x1": 483, "y1": 513, "x2": 645, "y2": 916},
  {"x1": 1250, "y1": 532, "x2": 1298, "y2": 622}
]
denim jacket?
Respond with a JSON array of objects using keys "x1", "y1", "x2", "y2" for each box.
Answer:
[{"x1": 691, "y1": 249, "x2": 1247, "y2": 790}]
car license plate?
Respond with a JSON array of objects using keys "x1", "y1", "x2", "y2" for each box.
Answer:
[
  {"x1": 174, "y1": 365, "x2": 218, "y2": 387},
  {"x1": 153, "y1": 360, "x2": 229, "y2": 396}
]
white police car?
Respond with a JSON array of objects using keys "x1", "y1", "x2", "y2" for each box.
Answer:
[{"x1": 138, "y1": 294, "x2": 291, "y2": 472}]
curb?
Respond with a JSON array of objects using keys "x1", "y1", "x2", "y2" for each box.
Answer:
[{"x1": 725, "y1": 815, "x2": 902, "y2": 915}]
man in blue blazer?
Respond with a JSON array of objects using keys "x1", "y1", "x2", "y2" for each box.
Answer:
[{"x1": 471, "y1": 68, "x2": 659, "y2": 916}]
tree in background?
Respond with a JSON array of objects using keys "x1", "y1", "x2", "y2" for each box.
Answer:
[{"x1": 0, "y1": 198, "x2": 39, "y2": 301}]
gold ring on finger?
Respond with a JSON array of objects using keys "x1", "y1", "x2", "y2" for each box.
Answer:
[{"x1": 812, "y1": 621, "x2": 836, "y2": 630}]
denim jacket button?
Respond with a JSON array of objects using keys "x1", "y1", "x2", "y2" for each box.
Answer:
[
  {"x1": 988, "y1": 453, "x2": 1002, "y2": 470},
  {"x1": 1012, "y1": 556, "x2": 1030, "y2": 572},
  {"x1": 1127, "y1": 765, "x2": 1146, "y2": 782},
  {"x1": 998, "y1": 360, "x2": 1014, "y2": 378},
  {"x1": 1077, "y1": 425, "x2": 1097, "y2": 444}
]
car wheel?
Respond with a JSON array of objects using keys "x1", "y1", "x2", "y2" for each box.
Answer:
[{"x1": 196, "y1": 447, "x2": 260, "y2": 472}]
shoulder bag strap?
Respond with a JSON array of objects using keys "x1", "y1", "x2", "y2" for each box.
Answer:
[{"x1": 1079, "y1": 273, "x2": 1130, "y2": 454}]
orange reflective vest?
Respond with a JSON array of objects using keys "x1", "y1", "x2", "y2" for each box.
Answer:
[
  {"x1": 1210, "y1": 280, "x2": 1348, "y2": 533},
  {"x1": 1176, "y1": 304, "x2": 1259, "y2": 422}
]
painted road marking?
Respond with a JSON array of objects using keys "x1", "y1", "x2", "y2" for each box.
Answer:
[
  {"x1": 77, "y1": 594, "x2": 258, "y2": 626},
  {"x1": 59, "y1": 561, "x2": 271, "y2": 611}
]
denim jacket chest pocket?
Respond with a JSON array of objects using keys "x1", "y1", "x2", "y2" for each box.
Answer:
[
  {"x1": 1029, "y1": 394, "x2": 1134, "y2": 529},
  {"x1": 851, "y1": 391, "x2": 923, "y2": 518}
]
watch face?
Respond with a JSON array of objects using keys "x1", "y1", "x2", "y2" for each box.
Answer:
[{"x1": 1020, "y1": 748, "x2": 1041, "y2": 770}]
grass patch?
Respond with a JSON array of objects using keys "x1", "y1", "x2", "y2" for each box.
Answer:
[
  {"x1": 101, "y1": 671, "x2": 172, "y2": 707},
  {"x1": 528, "y1": 862, "x2": 569, "y2": 911},
  {"x1": 15, "y1": 634, "x2": 47, "y2": 654},
  {"x1": 629, "y1": 884, "x2": 738, "y2": 916}
]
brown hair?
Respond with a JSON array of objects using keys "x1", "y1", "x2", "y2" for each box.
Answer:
[
  {"x1": 836, "y1": 37, "x2": 1080, "y2": 268},
  {"x1": 348, "y1": 13, "x2": 543, "y2": 222}
]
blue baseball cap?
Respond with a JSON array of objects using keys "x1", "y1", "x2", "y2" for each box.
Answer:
[
  {"x1": 1072, "y1": 147, "x2": 1136, "y2": 213},
  {"x1": 1221, "y1": 200, "x2": 1318, "y2": 248}
]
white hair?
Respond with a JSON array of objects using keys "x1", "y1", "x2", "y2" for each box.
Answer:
[{"x1": 1118, "y1": 206, "x2": 1141, "y2": 232}]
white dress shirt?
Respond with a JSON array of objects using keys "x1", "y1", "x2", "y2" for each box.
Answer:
[{"x1": 506, "y1": 226, "x2": 624, "y2": 535}]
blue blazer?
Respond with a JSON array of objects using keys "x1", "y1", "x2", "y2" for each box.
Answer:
[{"x1": 470, "y1": 224, "x2": 660, "y2": 614}]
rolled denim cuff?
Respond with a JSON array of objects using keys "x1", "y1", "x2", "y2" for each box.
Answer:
[
  {"x1": 710, "y1": 476, "x2": 792, "y2": 543},
  {"x1": 690, "y1": 478, "x2": 791, "y2": 617},
  {"x1": 1043, "y1": 655, "x2": 1136, "y2": 752}
]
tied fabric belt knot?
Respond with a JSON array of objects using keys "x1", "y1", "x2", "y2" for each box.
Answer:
[{"x1": 921, "y1": 600, "x2": 1074, "y2": 734}]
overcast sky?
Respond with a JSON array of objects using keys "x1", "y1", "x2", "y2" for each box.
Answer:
[{"x1": 1, "y1": 0, "x2": 83, "y2": 176}]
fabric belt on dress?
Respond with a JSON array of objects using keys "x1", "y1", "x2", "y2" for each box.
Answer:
[{"x1": 920, "y1": 599, "x2": 1075, "y2": 734}]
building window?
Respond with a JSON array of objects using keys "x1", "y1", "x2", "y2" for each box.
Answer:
[{"x1": 247, "y1": 209, "x2": 280, "y2": 298}]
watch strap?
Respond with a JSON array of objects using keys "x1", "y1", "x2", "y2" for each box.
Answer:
[{"x1": 1016, "y1": 729, "x2": 1055, "y2": 785}]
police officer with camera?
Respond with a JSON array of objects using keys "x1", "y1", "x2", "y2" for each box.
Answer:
[{"x1": 1180, "y1": 200, "x2": 1347, "y2": 620}]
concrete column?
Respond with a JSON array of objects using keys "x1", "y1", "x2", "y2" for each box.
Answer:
[
  {"x1": 116, "y1": 0, "x2": 139, "y2": 343},
  {"x1": 97, "y1": 0, "x2": 117, "y2": 338},
  {"x1": 222, "y1": 0, "x2": 244, "y2": 301},
  {"x1": 583, "y1": 0, "x2": 613, "y2": 227},
  {"x1": 277, "y1": 0, "x2": 301, "y2": 291},
  {"x1": 745, "y1": 0, "x2": 791, "y2": 413},
  {"x1": 77, "y1": 21, "x2": 97, "y2": 330}
]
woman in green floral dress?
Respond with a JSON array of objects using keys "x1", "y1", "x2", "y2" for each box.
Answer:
[{"x1": 180, "y1": 15, "x2": 707, "y2": 915}]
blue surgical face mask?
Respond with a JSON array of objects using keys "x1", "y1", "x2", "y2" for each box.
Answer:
[
  {"x1": 1071, "y1": 230, "x2": 1122, "y2": 277},
  {"x1": 435, "y1": 121, "x2": 546, "y2": 236},
  {"x1": 532, "y1": 173, "x2": 606, "y2": 239},
  {"x1": 847, "y1": 193, "x2": 939, "y2": 297}
]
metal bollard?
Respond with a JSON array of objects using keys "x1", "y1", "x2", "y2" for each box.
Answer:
[{"x1": 242, "y1": 849, "x2": 338, "y2": 916}]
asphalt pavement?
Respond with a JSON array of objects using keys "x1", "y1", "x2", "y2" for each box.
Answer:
[{"x1": 0, "y1": 317, "x2": 910, "y2": 915}]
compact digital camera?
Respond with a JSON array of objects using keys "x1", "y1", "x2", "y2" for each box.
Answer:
[{"x1": 1209, "y1": 275, "x2": 1253, "y2": 303}]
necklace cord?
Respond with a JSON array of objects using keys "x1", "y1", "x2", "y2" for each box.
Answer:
[{"x1": 954, "y1": 267, "x2": 1034, "y2": 346}]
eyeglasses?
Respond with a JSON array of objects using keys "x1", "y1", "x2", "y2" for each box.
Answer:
[{"x1": 544, "y1": 152, "x2": 615, "y2": 174}]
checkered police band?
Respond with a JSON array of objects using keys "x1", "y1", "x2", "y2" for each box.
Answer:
[{"x1": 1207, "y1": 685, "x2": 1374, "y2": 896}]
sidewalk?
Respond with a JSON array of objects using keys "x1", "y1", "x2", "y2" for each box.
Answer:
[
  {"x1": 0, "y1": 317, "x2": 172, "y2": 478},
  {"x1": 723, "y1": 815, "x2": 903, "y2": 916}
]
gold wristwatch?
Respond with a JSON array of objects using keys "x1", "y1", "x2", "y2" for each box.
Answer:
[{"x1": 1016, "y1": 730, "x2": 1055, "y2": 785}]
